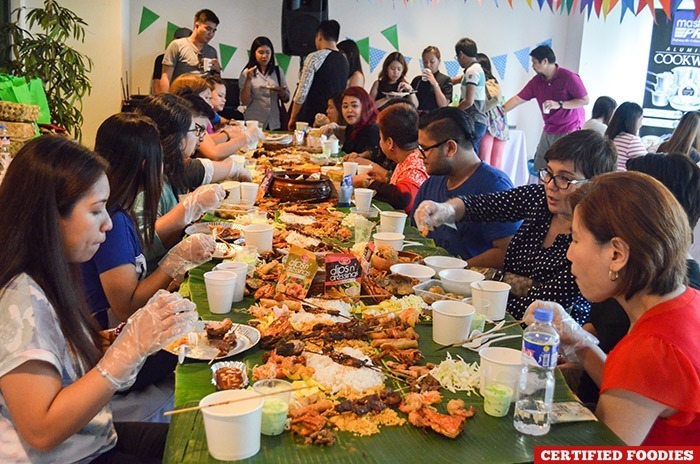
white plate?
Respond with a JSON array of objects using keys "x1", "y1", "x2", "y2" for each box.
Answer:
[
  {"x1": 264, "y1": 133, "x2": 292, "y2": 142},
  {"x1": 383, "y1": 91, "x2": 415, "y2": 98},
  {"x1": 185, "y1": 222, "x2": 244, "y2": 236},
  {"x1": 165, "y1": 322, "x2": 260, "y2": 361}
]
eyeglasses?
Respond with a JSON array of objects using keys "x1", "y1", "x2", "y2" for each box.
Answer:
[
  {"x1": 418, "y1": 139, "x2": 451, "y2": 157},
  {"x1": 188, "y1": 123, "x2": 206, "y2": 139},
  {"x1": 538, "y1": 169, "x2": 589, "y2": 190}
]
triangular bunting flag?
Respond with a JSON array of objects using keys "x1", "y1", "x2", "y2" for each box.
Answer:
[
  {"x1": 491, "y1": 54, "x2": 508, "y2": 81},
  {"x1": 537, "y1": 38, "x2": 553, "y2": 48},
  {"x1": 357, "y1": 37, "x2": 370, "y2": 64},
  {"x1": 524, "y1": 0, "x2": 534, "y2": 8},
  {"x1": 565, "y1": 0, "x2": 575, "y2": 12},
  {"x1": 275, "y1": 53, "x2": 292, "y2": 74},
  {"x1": 381, "y1": 25, "x2": 400, "y2": 51},
  {"x1": 165, "y1": 22, "x2": 182, "y2": 49},
  {"x1": 219, "y1": 44, "x2": 237, "y2": 72},
  {"x1": 405, "y1": 56, "x2": 412, "y2": 64},
  {"x1": 620, "y1": 0, "x2": 634, "y2": 20},
  {"x1": 444, "y1": 60, "x2": 461, "y2": 78},
  {"x1": 671, "y1": 0, "x2": 683, "y2": 16},
  {"x1": 657, "y1": 0, "x2": 672, "y2": 18},
  {"x1": 545, "y1": 0, "x2": 555, "y2": 11},
  {"x1": 536, "y1": 0, "x2": 547, "y2": 9},
  {"x1": 139, "y1": 7, "x2": 159, "y2": 34},
  {"x1": 369, "y1": 47, "x2": 387, "y2": 73},
  {"x1": 580, "y1": 0, "x2": 595, "y2": 18},
  {"x1": 594, "y1": 0, "x2": 603, "y2": 16},
  {"x1": 514, "y1": 47, "x2": 531, "y2": 72},
  {"x1": 636, "y1": 0, "x2": 656, "y2": 21}
]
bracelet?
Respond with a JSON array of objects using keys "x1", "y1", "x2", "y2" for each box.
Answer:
[{"x1": 219, "y1": 130, "x2": 231, "y2": 142}]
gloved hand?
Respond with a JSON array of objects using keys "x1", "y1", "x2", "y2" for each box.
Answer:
[
  {"x1": 244, "y1": 125, "x2": 264, "y2": 146},
  {"x1": 314, "y1": 113, "x2": 331, "y2": 128},
  {"x1": 523, "y1": 300, "x2": 599, "y2": 363},
  {"x1": 228, "y1": 162, "x2": 252, "y2": 182},
  {"x1": 97, "y1": 290, "x2": 198, "y2": 390},
  {"x1": 181, "y1": 184, "x2": 226, "y2": 224},
  {"x1": 159, "y1": 233, "x2": 216, "y2": 281},
  {"x1": 319, "y1": 122, "x2": 339, "y2": 137},
  {"x1": 413, "y1": 200, "x2": 457, "y2": 235}
]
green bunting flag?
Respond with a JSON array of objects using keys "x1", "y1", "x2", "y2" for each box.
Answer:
[
  {"x1": 219, "y1": 44, "x2": 237, "y2": 72},
  {"x1": 165, "y1": 22, "x2": 183, "y2": 49},
  {"x1": 381, "y1": 25, "x2": 399, "y2": 51},
  {"x1": 275, "y1": 53, "x2": 292, "y2": 74},
  {"x1": 139, "y1": 7, "x2": 159, "y2": 34},
  {"x1": 356, "y1": 37, "x2": 370, "y2": 64}
]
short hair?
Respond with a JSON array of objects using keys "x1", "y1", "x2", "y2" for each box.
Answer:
[
  {"x1": 530, "y1": 45, "x2": 556, "y2": 64},
  {"x1": 657, "y1": 111, "x2": 700, "y2": 157},
  {"x1": 174, "y1": 27, "x2": 192, "y2": 39},
  {"x1": 378, "y1": 52, "x2": 408, "y2": 83},
  {"x1": 570, "y1": 171, "x2": 689, "y2": 300},
  {"x1": 626, "y1": 153, "x2": 700, "y2": 230},
  {"x1": 419, "y1": 106, "x2": 476, "y2": 150},
  {"x1": 338, "y1": 40, "x2": 363, "y2": 79},
  {"x1": 605, "y1": 102, "x2": 643, "y2": 140},
  {"x1": 455, "y1": 38, "x2": 477, "y2": 58},
  {"x1": 422, "y1": 45, "x2": 441, "y2": 61},
  {"x1": 342, "y1": 86, "x2": 378, "y2": 140},
  {"x1": 544, "y1": 130, "x2": 617, "y2": 179},
  {"x1": 591, "y1": 96, "x2": 617, "y2": 125},
  {"x1": 194, "y1": 9, "x2": 219, "y2": 25},
  {"x1": 179, "y1": 91, "x2": 215, "y2": 119},
  {"x1": 377, "y1": 102, "x2": 419, "y2": 151},
  {"x1": 316, "y1": 19, "x2": 340, "y2": 42},
  {"x1": 170, "y1": 73, "x2": 209, "y2": 96}
]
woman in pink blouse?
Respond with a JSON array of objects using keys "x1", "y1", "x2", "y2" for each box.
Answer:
[{"x1": 605, "y1": 102, "x2": 647, "y2": 171}]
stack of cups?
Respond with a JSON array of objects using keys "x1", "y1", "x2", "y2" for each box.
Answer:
[
  {"x1": 204, "y1": 270, "x2": 237, "y2": 314},
  {"x1": 380, "y1": 211, "x2": 407, "y2": 234},
  {"x1": 214, "y1": 262, "x2": 248, "y2": 303},
  {"x1": 353, "y1": 188, "x2": 374, "y2": 213},
  {"x1": 239, "y1": 182, "x2": 259, "y2": 206},
  {"x1": 245, "y1": 121, "x2": 259, "y2": 151}
]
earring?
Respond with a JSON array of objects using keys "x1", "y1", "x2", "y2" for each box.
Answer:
[{"x1": 608, "y1": 269, "x2": 619, "y2": 282}]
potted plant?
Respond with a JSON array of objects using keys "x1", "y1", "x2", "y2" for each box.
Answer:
[{"x1": 1, "y1": 0, "x2": 93, "y2": 140}]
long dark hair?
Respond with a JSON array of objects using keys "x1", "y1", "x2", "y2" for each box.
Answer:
[
  {"x1": 476, "y1": 53, "x2": 496, "y2": 82},
  {"x1": 657, "y1": 111, "x2": 700, "y2": 156},
  {"x1": 338, "y1": 40, "x2": 363, "y2": 80},
  {"x1": 136, "y1": 94, "x2": 193, "y2": 195},
  {"x1": 605, "y1": 102, "x2": 643, "y2": 140},
  {"x1": 95, "y1": 113, "x2": 163, "y2": 246},
  {"x1": 0, "y1": 136, "x2": 106, "y2": 368},
  {"x1": 244, "y1": 36, "x2": 277, "y2": 76},
  {"x1": 378, "y1": 52, "x2": 408, "y2": 84}
]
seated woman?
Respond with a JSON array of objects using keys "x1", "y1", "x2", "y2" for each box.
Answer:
[
  {"x1": 313, "y1": 93, "x2": 346, "y2": 129},
  {"x1": 353, "y1": 101, "x2": 427, "y2": 213},
  {"x1": 410, "y1": 46, "x2": 452, "y2": 112},
  {"x1": 323, "y1": 87, "x2": 381, "y2": 163},
  {"x1": 582, "y1": 96, "x2": 617, "y2": 135},
  {"x1": 414, "y1": 130, "x2": 617, "y2": 323},
  {"x1": 605, "y1": 101, "x2": 646, "y2": 171},
  {"x1": 205, "y1": 74, "x2": 231, "y2": 128},
  {"x1": 656, "y1": 111, "x2": 700, "y2": 162},
  {"x1": 369, "y1": 52, "x2": 418, "y2": 109},
  {"x1": 0, "y1": 135, "x2": 197, "y2": 462},
  {"x1": 337, "y1": 39, "x2": 365, "y2": 88},
  {"x1": 526, "y1": 171, "x2": 700, "y2": 445}
]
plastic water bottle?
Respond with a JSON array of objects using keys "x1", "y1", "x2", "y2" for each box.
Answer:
[
  {"x1": 0, "y1": 124, "x2": 11, "y2": 182},
  {"x1": 513, "y1": 308, "x2": 559, "y2": 436}
]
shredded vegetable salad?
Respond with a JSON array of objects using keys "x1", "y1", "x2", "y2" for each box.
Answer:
[{"x1": 429, "y1": 352, "x2": 480, "y2": 394}]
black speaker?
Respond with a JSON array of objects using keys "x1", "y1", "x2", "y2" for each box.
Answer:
[{"x1": 281, "y1": 0, "x2": 328, "y2": 57}]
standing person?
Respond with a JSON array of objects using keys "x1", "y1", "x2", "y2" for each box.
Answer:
[
  {"x1": 477, "y1": 53, "x2": 509, "y2": 169},
  {"x1": 504, "y1": 45, "x2": 589, "y2": 170},
  {"x1": 410, "y1": 46, "x2": 453, "y2": 113},
  {"x1": 455, "y1": 38, "x2": 488, "y2": 153},
  {"x1": 288, "y1": 20, "x2": 348, "y2": 129},
  {"x1": 369, "y1": 52, "x2": 418, "y2": 109},
  {"x1": 583, "y1": 96, "x2": 617, "y2": 135},
  {"x1": 337, "y1": 39, "x2": 365, "y2": 88},
  {"x1": 605, "y1": 102, "x2": 646, "y2": 171},
  {"x1": 411, "y1": 107, "x2": 520, "y2": 268},
  {"x1": 656, "y1": 111, "x2": 700, "y2": 162},
  {"x1": 0, "y1": 135, "x2": 198, "y2": 463},
  {"x1": 160, "y1": 9, "x2": 220, "y2": 93},
  {"x1": 239, "y1": 36, "x2": 290, "y2": 130},
  {"x1": 151, "y1": 27, "x2": 191, "y2": 95}
]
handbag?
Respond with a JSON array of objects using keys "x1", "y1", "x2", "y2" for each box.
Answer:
[
  {"x1": 274, "y1": 66, "x2": 290, "y2": 130},
  {"x1": 484, "y1": 79, "x2": 501, "y2": 113}
]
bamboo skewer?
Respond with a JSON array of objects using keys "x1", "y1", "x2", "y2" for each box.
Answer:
[
  {"x1": 163, "y1": 385, "x2": 314, "y2": 416},
  {"x1": 435, "y1": 320, "x2": 523, "y2": 351}
]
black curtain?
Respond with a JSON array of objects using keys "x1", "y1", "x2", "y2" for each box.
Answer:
[{"x1": 0, "y1": 0, "x2": 10, "y2": 71}]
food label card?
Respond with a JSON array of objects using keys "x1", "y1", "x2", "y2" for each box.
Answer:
[{"x1": 325, "y1": 253, "x2": 362, "y2": 300}]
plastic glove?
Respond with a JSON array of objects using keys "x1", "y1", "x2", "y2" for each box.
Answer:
[
  {"x1": 413, "y1": 200, "x2": 457, "y2": 234},
  {"x1": 97, "y1": 290, "x2": 198, "y2": 390},
  {"x1": 181, "y1": 184, "x2": 226, "y2": 224},
  {"x1": 319, "y1": 122, "x2": 338, "y2": 137},
  {"x1": 314, "y1": 113, "x2": 331, "y2": 128},
  {"x1": 159, "y1": 233, "x2": 216, "y2": 281},
  {"x1": 523, "y1": 300, "x2": 599, "y2": 363},
  {"x1": 228, "y1": 164, "x2": 252, "y2": 182},
  {"x1": 244, "y1": 125, "x2": 264, "y2": 146}
]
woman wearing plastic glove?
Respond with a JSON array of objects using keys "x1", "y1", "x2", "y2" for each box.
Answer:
[
  {"x1": 414, "y1": 130, "x2": 617, "y2": 324},
  {"x1": 0, "y1": 136, "x2": 198, "y2": 462},
  {"x1": 523, "y1": 172, "x2": 700, "y2": 445}
]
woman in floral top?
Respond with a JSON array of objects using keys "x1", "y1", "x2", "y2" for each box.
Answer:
[{"x1": 354, "y1": 101, "x2": 428, "y2": 213}]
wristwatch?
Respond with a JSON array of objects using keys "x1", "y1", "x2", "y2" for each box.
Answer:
[{"x1": 558, "y1": 100, "x2": 564, "y2": 109}]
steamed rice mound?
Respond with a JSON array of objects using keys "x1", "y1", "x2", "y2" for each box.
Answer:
[{"x1": 305, "y1": 347, "x2": 385, "y2": 395}]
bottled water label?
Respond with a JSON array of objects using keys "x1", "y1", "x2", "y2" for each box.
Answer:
[{"x1": 522, "y1": 336, "x2": 558, "y2": 369}]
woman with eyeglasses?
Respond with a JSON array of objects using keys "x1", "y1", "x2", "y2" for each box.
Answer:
[{"x1": 415, "y1": 130, "x2": 617, "y2": 323}]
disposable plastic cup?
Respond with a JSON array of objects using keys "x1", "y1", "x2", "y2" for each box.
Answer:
[
  {"x1": 471, "y1": 281, "x2": 511, "y2": 321},
  {"x1": 243, "y1": 224, "x2": 274, "y2": 252},
  {"x1": 200, "y1": 389, "x2": 263, "y2": 461},
  {"x1": 214, "y1": 262, "x2": 248, "y2": 303},
  {"x1": 380, "y1": 211, "x2": 407, "y2": 234},
  {"x1": 343, "y1": 161, "x2": 358, "y2": 177},
  {"x1": 295, "y1": 121, "x2": 309, "y2": 132},
  {"x1": 252, "y1": 379, "x2": 292, "y2": 436},
  {"x1": 322, "y1": 139, "x2": 339, "y2": 156},
  {"x1": 432, "y1": 300, "x2": 475, "y2": 345},
  {"x1": 479, "y1": 347, "x2": 521, "y2": 399},
  {"x1": 220, "y1": 181, "x2": 240, "y2": 204},
  {"x1": 357, "y1": 164, "x2": 373, "y2": 176},
  {"x1": 353, "y1": 188, "x2": 374, "y2": 213},
  {"x1": 240, "y1": 182, "x2": 259, "y2": 206},
  {"x1": 231, "y1": 155, "x2": 246, "y2": 171},
  {"x1": 246, "y1": 120, "x2": 259, "y2": 129},
  {"x1": 462, "y1": 297, "x2": 490, "y2": 333},
  {"x1": 483, "y1": 382, "x2": 515, "y2": 417},
  {"x1": 204, "y1": 271, "x2": 237, "y2": 314},
  {"x1": 373, "y1": 232, "x2": 404, "y2": 251}
]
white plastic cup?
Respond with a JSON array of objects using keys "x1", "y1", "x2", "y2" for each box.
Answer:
[
  {"x1": 432, "y1": 300, "x2": 475, "y2": 345},
  {"x1": 373, "y1": 232, "x2": 404, "y2": 251},
  {"x1": 220, "y1": 181, "x2": 241, "y2": 205},
  {"x1": 214, "y1": 262, "x2": 248, "y2": 303},
  {"x1": 202, "y1": 58, "x2": 214, "y2": 72},
  {"x1": 343, "y1": 161, "x2": 358, "y2": 177},
  {"x1": 470, "y1": 281, "x2": 511, "y2": 321},
  {"x1": 322, "y1": 139, "x2": 339, "y2": 156},
  {"x1": 200, "y1": 389, "x2": 263, "y2": 461},
  {"x1": 204, "y1": 270, "x2": 237, "y2": 314},
  {"x1": 542, "y1": 102, "x2": 550, "y2": 114},
  {"x1": 245, "y1": 120, "x2": 259, "y2": 129},
  {"x1": 231, "y1": 155, "x2": 246, "y2": 171},
  {"x1": 357, "y1": 164, "x2": 373, "y2": 176},
  {"x1": 243, "y1": 224, "x2": 274, "y2": 252},
  {"x1": 478, "y1": 347, "x2": 521, "y2": 399},
  {"x1": 380, "y1": 211, "x2": 407, "y2": 234},
  {"x1": 240, "y1": 182, "x2": 259, "y2": 206},
  {"x1": 354, "y1": 188, "x2": 374, "y2": 213},
  {"x1": 295, "y1": 121, "x2": 309, "y2": 132}
]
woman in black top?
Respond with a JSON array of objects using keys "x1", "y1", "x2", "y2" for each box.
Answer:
[
  {"x1": 410, "y1": 46, "x2": 452, "y2": 112},
  {"x1": 369, "y1": 52, "x2": 418, "y2": 109}
]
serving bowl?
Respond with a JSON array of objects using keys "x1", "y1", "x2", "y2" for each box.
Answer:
[
  {"x1": 390, "y1": 263, "x2": 435, "y2": 282},
  {"x1": 438, "y1": 269, "x2": 485, "y2": 295},
  {"x1": 423, "y1": 256, "x2": 468, "y2": 274},
  {"x1": 268, "y1": 171, "x2": 332, "y2": 202}
]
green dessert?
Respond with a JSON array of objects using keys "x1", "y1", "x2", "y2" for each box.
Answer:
[
  {"x1": 483, "y1": 383, "x2": 513, "y2": 417},
  {"x1": 261, "y1": 398, "x2": 289, "y2": 436}
]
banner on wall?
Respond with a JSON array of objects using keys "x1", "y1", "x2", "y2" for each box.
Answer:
[{"x1": 641, "y1": 8, "x2": 700, "y2": 137}]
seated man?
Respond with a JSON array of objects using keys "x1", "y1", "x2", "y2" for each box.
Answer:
[{"x1": 411, "y1": 106, "x2": 520, "y2": 268}]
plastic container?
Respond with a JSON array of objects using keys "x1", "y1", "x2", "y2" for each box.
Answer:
[{"x1": 513, "y1": 308, "x2": 559, "y2": 436}]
